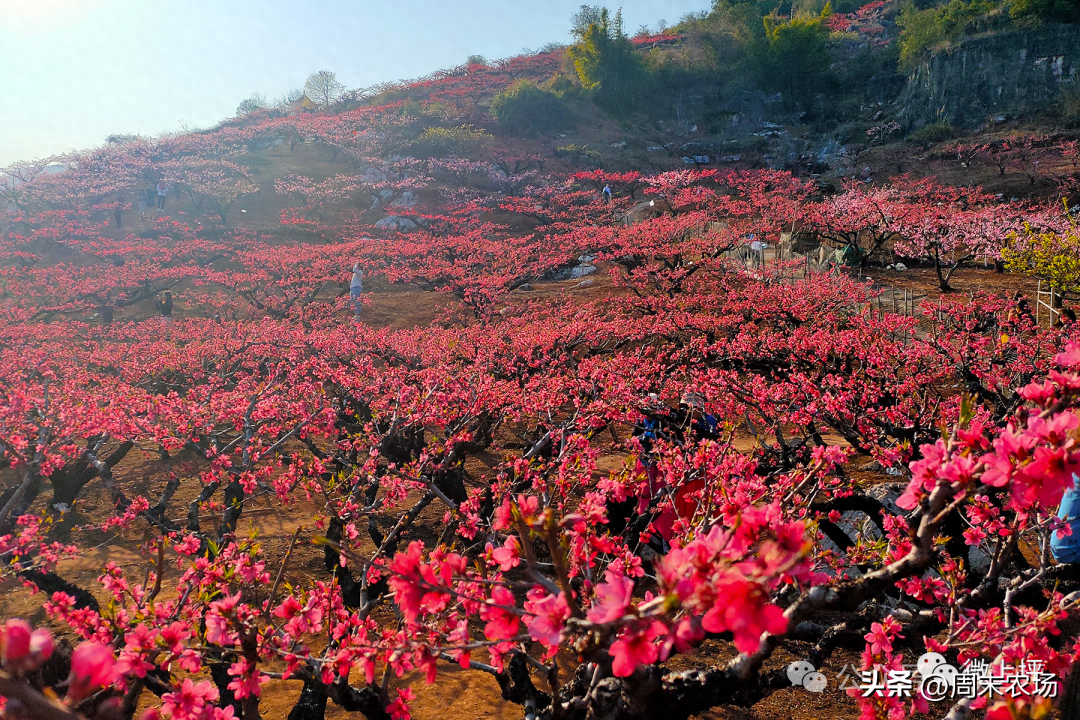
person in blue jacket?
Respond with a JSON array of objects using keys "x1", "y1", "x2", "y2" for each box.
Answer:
[{"x1": 1052, "y1": 475, "x2": 1080, "y2": 564}]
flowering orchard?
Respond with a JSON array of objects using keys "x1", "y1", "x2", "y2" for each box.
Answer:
[{"x1": 3, "y1": 79, "x2": 1080, "y2": 720}]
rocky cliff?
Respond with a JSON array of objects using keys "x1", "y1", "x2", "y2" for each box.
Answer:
[{"x1": 898, "y1": 23, "x2": 1080, "y2": 128}]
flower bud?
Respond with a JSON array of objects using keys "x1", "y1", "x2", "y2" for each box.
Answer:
[
  {"x1": 66, "y1": 641, "x2": 118, "y2": 703},
  {"x1": 29, "y1": 628, "x2": 54, "y2": 664},
  {"x1": 0, "y1": 619, "x2": 33, "y2": 670},
  {"x1": 558, "y1": 513, "x2": 585, "y2": 528}
]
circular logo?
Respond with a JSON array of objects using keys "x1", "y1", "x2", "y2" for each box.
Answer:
[
  {"x1": 803, "y1": 671, "x2": 828, "y2": 693},
  {"x1": 916, "y1": 652, "x2": 958, "y2": 701},
  {"x1": 932, "y1": 664, "x2": 957, "y2": 684},
  {"x1": 787, "y1": 660, "x2": 816, "y2": 686},
  {"x1": 917, "y1": 652, "x2": 948, "y2": 677}
]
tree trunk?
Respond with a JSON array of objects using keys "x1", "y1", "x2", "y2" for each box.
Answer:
[
  {"x1": 325, "y1": 680, "x2": 392, "y2": 720},
  {"x1": 941, "y1": 256, "x2": 971, "y2": 290},
  {"x1": 287, "y1": 679, "x2": 328, "y2": 720},
  {"x1": 19, "y1": 570, "x2": 99, "y2": 611},
  {"x1": 209, "y1": 660, "x2": 242, "y2": 718},
  {"x1": 51, "y1": 441, "x2": 133, "y2": 509},
  {"x1": 1060, "y1": 664, "x2": 1080, "y2": 720},
  {"x1": 933, "y1": 249, "x2": 952, "y2": 292}
]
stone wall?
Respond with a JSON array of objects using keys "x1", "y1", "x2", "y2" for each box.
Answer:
[{"x1": 897, "y1": 23, "x2": 1080, "y2": 128}]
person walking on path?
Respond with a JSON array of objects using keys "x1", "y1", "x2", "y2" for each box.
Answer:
[
  {"x1": 156, "y1": 182, "x2": 169, "y2": 210},
  {"x1": 114, "y1": 196, "x2": 124, "y2": 227},
  {"x1": 138, "y1": 194, "x2": 148, "y2": 221},
  {"x1": 748, "y1": 235, "x2": 764, "y2": 270},
  {"x1": 602, "y1": 185, "x2": 612, "y2": 203},
  {"x1": 350, "y1": 262, "x2": 364, "y2": 320}
]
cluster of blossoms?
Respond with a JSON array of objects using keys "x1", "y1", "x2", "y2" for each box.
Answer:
[{"x1": 0, "y1": 618, "x2": 117, "y2": 715}]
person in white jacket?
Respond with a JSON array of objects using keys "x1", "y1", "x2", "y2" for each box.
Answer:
[{"x1": 350, "y1": 262, "x2": 364, "y2": 319}]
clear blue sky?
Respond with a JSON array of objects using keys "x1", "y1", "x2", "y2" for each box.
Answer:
[{"x1": 0, "y1": 0, "x2": 709, "y2": 166}]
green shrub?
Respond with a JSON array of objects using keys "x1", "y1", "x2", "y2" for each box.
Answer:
[
  {"x1": 401, "y1": 100, "x2": 461, "y2": 122},
  {"x1": 566, "y1": 8, "x2": 649, "y2": 116},
  {"x1": 907, "y1": 121, "x2": 955, "y2": 144},
  {"x1": 896, "y1": 0, "x2": 998, "y2": 71},
  {"x1": 543, "y1": 73, "x2": 579, "y2": 95},
  {"x1": 489, "y1": 80, "x2": 570, "y2": 136},
  {"x1": 1061, "y1": 80, "x2": 1080, "y2": 123},
  {"x1": 554, "y1": 143, "x2": 601, "y2": 166},
  {"x1": 1010, "y1": 0, "x2": 1080, "y2": 23},
  {"x1": 410, "y1": 125, "x2": 492, "y2": 158},
  {"x1": 756, "y1": 13, "x2": 833, "y2": 110}
]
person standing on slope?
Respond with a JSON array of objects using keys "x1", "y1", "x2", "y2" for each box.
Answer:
[
  {"x1": 156, "y1": 290, "x2": 173, "y2": 323},
  {"x1": 156, "y1": 182, "x2": 169, "y2": 210},
  {"x1": 350, "y1": 262, "x2": 364, "y2": 320}
]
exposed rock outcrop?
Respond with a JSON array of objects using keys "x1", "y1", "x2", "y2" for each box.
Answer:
[{"x1": 898, "y1": 23, "x2": 1080, "y2": 128}]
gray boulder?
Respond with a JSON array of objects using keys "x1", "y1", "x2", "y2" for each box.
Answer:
[
  {"x1": 391, "y1": 191, "x2": 417, "y2": 208},
  {"x1": 570, "y1": 265, "x2": 596, "y2": 279},
  {"x1": 374, "y1": 216, "x2": 419, "y2": 232}
]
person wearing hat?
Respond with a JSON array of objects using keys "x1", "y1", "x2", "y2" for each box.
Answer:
[{"x1": 680, "y1": 392, "x2": 719, "y2": 441}]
